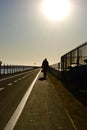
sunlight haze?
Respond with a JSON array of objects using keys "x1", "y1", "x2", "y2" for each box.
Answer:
[
  {"x1": 42, "y1": 0, "x2": 71, "y2": 21},
  {"x1": 0, "y1": 0, "x2": 87, "y2": 66}
]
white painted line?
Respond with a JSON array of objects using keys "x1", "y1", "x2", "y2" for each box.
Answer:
[
  {"x1": 18, "y1": 78, "x2": 21, "y2": 80},
  {"x1": 22, "y1": 77, "x2": 25, "y2": 79},
  {"x1": 65, "y1": 109, "x2": 78, "y2": 130},
  {"x1": 8, "y1": 83, "x2": 12, "y2": 86},
  {"x1": 0, "y1": 88, "x2": 4, "y2": 91},
  {"x1": 14, "y1": 80, "x2": 17, "y2": 83},
  {"x1": 22, "y1": 73, "x2": 32, "y2": 79},
  {"x1": 0, "y1": 69, "x2": 35, "y2": 82},
  {"x1": 4, "y1": 70, "x2": 41, "y2": 130}
]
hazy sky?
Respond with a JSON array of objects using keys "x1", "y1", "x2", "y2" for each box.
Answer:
[{"x1": 0, "y1": 0, "x2": 87, "y2": 66}]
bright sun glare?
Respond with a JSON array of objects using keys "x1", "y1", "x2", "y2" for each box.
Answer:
[{"x1": 42, "y1": 0, "x2": 71, "y2": 21}]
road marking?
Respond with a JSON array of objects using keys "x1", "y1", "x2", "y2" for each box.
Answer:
[
  {"x1": 4, "y1": 70, "x2": 41, "y2": 130},
  {"x1": 14, "y1": 80, "x2": 17, "y2": 83},
  {"x1": 8, "y1": 83, "x2": 12, "y2": 86},
  {"x1": 18, "y1": 78, "x2": 21, "y2": 80},
  {"x1": 22, "y1": 76, "x2": 25, "y2": 79},
  {"x1": 65, "y1": 109, "x2": 78, "y2": 130},
  {"x1": 22, "y1": 73, "x2": 33, "y2": 79},
  {"x1": 0, "y1": 69, "x2": 35, "y2": 82},
  {"x1": 0, "y1": 88, "x2": 4, "y2": 91}
]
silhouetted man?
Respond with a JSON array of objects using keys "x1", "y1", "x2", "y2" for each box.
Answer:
[{"x1": 42, "y1": 58, "x2": 49, "y2": 78}]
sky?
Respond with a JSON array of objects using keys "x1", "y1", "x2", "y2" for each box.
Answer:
[{"x1": 0, "y1": 0, "x2": 87, "y2": 66}]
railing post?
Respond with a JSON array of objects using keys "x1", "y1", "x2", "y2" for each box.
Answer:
[
  {"x1": 10, "y1": 64, "x2": 11, "y2": 74},
  {"x1": 7, "y1": 64, "x2": 8, "y2": 74},
  {"x1": 0, "y1": 61, "x2": 2, "y2": 75},
  {"x1": 77, "y1": 48, "x2": 79, "y2": 66},
  {"x1": 3, "y1": 63, "x2": 5, "y2": 75},
  {"x1": 12, "y1": 65, "x2": 13, "y2": 74}
]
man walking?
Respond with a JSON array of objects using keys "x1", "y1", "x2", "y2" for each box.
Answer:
[{"x1": 42, "y1": 58, "x2": 49, "y2": 78}]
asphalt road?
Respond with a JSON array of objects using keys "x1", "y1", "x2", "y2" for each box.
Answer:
[
  {"x1": 0, "y1": 69, "x2": 40, "y2": 130},
  {"x1": 0, "y1": 69, "x2": 77, "y2": 130},
  {"x1": 15, "y1": 73, "x2": 75, "y2": 130}
]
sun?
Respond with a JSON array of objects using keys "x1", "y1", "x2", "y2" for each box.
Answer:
[{"x1": 41, "y1": 0, "x2": 71, "y2": 21}]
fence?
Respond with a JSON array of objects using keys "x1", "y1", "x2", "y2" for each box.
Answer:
[
  {"x1": 0, "y1": 64, "x2": 34, "y2": 75},
  {"x1": 59, "y1": 42, "x2": 87, "y2": 88},
  {"x1": 61, "y1": 42, "x2": 87, "y2": 71}
]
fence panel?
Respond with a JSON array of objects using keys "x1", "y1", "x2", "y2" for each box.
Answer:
[{"x1": 61, "y1": 42, "x2": 87, "y2": 71}]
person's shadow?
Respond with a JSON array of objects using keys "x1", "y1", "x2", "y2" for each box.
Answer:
[{"x1": 38, "y1": 77, "x2": 47, "y2": 80}]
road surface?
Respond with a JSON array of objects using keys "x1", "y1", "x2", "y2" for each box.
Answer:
[{"x1": 0, "y1": 69, "x2": 76, "y2": 130}]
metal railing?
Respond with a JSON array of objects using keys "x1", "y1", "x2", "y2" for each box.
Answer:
[
  {"x1": 61, "y1": 42, "x2": 87, "y2": 71},
  {"x1": 0, "y1": 63, "x2": 34, "y2": 75}
]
